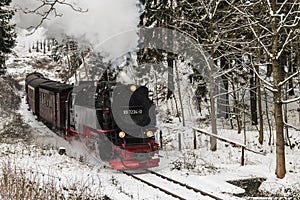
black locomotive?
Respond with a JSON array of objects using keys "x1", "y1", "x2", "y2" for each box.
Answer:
[{"x1": 25, "y1": 72, "x2": 159, "y2": 170}]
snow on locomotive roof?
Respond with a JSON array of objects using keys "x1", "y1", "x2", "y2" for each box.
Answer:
[
  {"x1": 25, "y1": 72, "x2": 45, "y2": 87},
  {"x1": 25, "y1": 72, "x2": 44, "y2": 81},
  {"x1": 39, "y1": 81, "x2": 73, "y2": 92},
  {"x1": 28, "y1": 77, "x2": 52, "y2": 88}
]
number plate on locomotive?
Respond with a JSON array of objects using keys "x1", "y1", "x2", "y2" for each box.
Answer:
[{"x1": 123, "y1": 109, "x2": 143, "y2": 115}]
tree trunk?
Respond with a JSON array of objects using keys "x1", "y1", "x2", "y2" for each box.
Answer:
[
  {"x1": 220, "y1": 57, "x2": 230, "y2": 119},
  {"x1": 284, "y1": 83, "x2": 292, "y2": 149},
  {"x1": 295, "y1": 38, "x2": 300, "y2": 124},
  {"x1": 232, "y1": 83, "x2": 242, "y2": 134},
  {"x1": 250, "y1": 68, "x2": 258, "y2": 125},
  {"x1": 255, "y1": 50, "x2": 264, "y2": 144},
  {"x1": 209, "y1": 18, "x2": 217, "y2": 151},
  {"x1": 210, "y1": 70, "x2": 217, "y2": 151},
  {"x1": 263, "y1": 87, "x2": 272, "y2": 146},
  {"x1": 167, "y1": 53, "x2": 175, "y2": 99},
  {"x1": 175, "y1": 60, "x2": 185, "y2": 126},
  {"x1": 287, "y1": 56, "x2": 295, "y2": 96},
  {"x1": 271, "y1": 0, "x2": 286, "y2": 178},
  {"x1": 273, "y1": 78, "x2": 286, "y2": 178}
]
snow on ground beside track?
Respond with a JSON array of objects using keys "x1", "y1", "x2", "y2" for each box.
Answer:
[
  {"x1": 0, "y1": 93, "x2": 177, "y2": 200},
  {"x1": 13, "y1": 89, "x2": 242, "y2": 200},
  {"x1": 0, "y1": 142, "x2": 172, "y2": 200},
  {"x1": 156, "y1": 118, "x2": 300, "y2": 196},
  {"x1": 1, "y1": 29, "x2": 300, "y2": 199}
]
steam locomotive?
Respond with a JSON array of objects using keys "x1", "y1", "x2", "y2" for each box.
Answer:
[{"x1": 25, "y1": 72, "x2": 160, "y2": 170}]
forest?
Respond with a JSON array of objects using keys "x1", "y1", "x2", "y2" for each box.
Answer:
[
  {"x1": 138, "y1": 0, "x2": 300, "y2": 179},
  {"x1": 1, "y1": 0, "x2": 299, "y2": 183}
]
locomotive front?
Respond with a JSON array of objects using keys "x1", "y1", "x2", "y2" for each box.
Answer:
[
  {"x1": 108, "y1": 83, "x2": 159, "y2": 169},
  {"x1": 70, "y1": 81, "x2": 159, "y2": 170},
  {"x1": 102, "y1": 83, "x2": 159, "y2": 170}
]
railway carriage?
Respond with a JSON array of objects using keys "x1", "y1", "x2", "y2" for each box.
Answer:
[
  {"x1": 38, "y1": 81, "x2": 73, "y2": 132},
  {"x1": 25, "y1": 72, "x2": 44, "y2": 97},
  {"x1": 25, "y1": 72, "x2": 160, "y2": 170},
  {"x1": 25, "y1": 74, "x2": 51, "y2": 116}
]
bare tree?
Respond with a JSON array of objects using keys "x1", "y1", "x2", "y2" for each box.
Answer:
[
  {"x1": 20, "y1": 0, "x2": 87, "y2": 33},
  {"x1": 231, "y1": 0, "x2": 300, "y2": 178}
]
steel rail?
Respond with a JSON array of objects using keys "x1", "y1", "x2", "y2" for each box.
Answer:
[
  {"x1": 146, "y1": 170, "x2": 222, "y2": 200},
  {"x1": 123, "y1": 170, "x2": 222, "y2": 200},
  {"x1": 122, "y1": 171, "x2": 185, "y2": 200}
]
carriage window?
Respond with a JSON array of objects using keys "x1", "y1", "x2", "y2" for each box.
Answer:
[
  {"x1": 46, "y1": 97, "x2": 50, "y2": 107},
  {"x1": 40, "y1": 92, "x2": 50, "y2": 107},
  {"x1": 28, "y1": 88, "x2": 34, "y2": 99},
  {"x1": 40, "y1": 93, "x2": 44, "y2": 104}
]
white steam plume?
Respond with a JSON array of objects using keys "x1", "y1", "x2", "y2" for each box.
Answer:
[{"x1": 13, "y1": 0, "x2": 140, "y2": 60}]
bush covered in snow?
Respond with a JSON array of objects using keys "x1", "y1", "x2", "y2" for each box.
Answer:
[{"x1": 0, "y1": 161, "x2": 110, "y2": 200}]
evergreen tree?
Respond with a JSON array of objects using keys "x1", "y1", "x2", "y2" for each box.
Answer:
[{"x1": 0, "y1": 0, "x2": 16, "y2": 75}]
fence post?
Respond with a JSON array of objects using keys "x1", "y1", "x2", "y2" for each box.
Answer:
[
  {"x1": 241, "y1": 146, "x2": 245, "y2": 166},
  {"x1": 159, "y1": 130, "x2": 163, "y2": 149},
  {"x1": 178, "y1": 133, "x2": 182, "y2": 151},
  {"x1": 193, "y1": 129, "x2": 197, "y2": 149}
]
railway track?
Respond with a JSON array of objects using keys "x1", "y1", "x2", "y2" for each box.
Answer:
[{"x1": 123, "y1": 170, "x2": 223, "y2": 200}]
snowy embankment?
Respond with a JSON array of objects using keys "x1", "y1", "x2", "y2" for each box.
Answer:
[
  {"x1": 0, "y1": 79, "x2": 169, "y2": 199},
  {"x1": 3, "y1": 65, "x2": 299, "y2": 199}
]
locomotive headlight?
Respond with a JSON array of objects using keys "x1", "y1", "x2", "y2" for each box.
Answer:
[
  {"x1": 119, "y1": 131, "x2": 126, "y2": 138},
  {"x1": 146, "y1": 131, "x2": 153, "y2": 137},
  {"x1": 130, "y1": 85, "x2": 136, "y2": 92}
]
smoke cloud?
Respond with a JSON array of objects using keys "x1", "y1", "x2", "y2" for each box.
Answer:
[{"x1": 13, "y1": 0, "x2": 140, "y2": 60}]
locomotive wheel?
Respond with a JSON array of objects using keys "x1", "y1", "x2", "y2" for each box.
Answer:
[{"x1": 98, "y1": 138, "x2": 113, "y2": 162}]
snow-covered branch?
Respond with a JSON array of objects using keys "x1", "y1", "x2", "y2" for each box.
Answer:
[
  {"x1": 283, "y1": 18, "x2": 300, "y2": 29},
  {"x1": 276, "y1": 30, "x2": 298, "y2": 60},
  {"x1": 251, "y1": 62, "x2": 276, "y2": 92},
  {"x1": 281, "y1": 96, "x2": 300, "y2": 104},
  {"x1": 23, "y1": 0, "x2": 87, "y2": 34},
  {"x1": 278, "y1": 71, "x2": 299, "y2": 87},
  {"x1": 257, "y1": 22, "x2": 273, "y2": 35},
  {"x1": 276, "y1": 0, "x2": 290, "y2": 15},
  {"x1": 283, "y1": 120, "x2": 300, "y2": 131},
  {"x1": 277, "y1": 2, "x2": 298, "y2": 33},
  {"x1": 215, "y1": 66, "x2": 238, "y2": 79},
  {"x1": 211, "y1": 1, "x2": 219, "y2": 19},
  {"x1": 266, "y1": 0, "x2": 273, "y2": 16},
  {"x1": 247, "y1": 18, "x2": 272, "y2": 59},
  {"x1": 213, "y1": 83, "x2": 247, "y2": 99}
]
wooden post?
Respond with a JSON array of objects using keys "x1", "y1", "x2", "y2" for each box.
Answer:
[
  {"x1": 43, "y1": 40, "x2": 46, "y2": 54},
  {"x1": 178, "y1": 133, "x2": 182, "y2": 151},
  {"x1": 193, "y1": 130, "x2": 197, "y2": 149},
  {"x1": 36, "y1": 41, "x2": 39, "y2": 52},
  {"x1": 241, "y1": 146, "x2": 245, "y2": 166},
  {"x1": 159, "y1": 130, "x2": 163, "y2": 149},
  {"x1": 58, "y1": 147, "x2": 66, "y2": 155}
]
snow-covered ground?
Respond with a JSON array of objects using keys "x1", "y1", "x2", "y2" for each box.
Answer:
[{"x1": 0, "y1": 29, "x2": 300, "y2": 199}]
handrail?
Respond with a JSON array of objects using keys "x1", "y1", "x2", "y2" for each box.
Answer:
[{"x1": 192, "y1": 127, "x2": 266, "y2": 155}]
